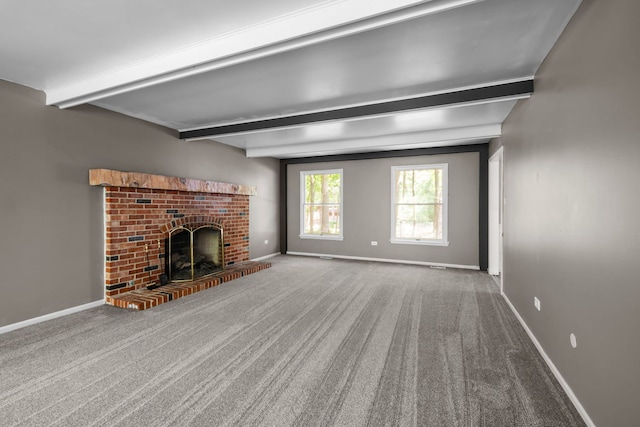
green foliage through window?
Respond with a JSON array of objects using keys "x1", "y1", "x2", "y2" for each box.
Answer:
[
  {"x1": 392, "y1": 165, "x2": 447, "y2": 242},
  {"x1": 301, "y1": 170, "x2": 342, "y2": 236}
]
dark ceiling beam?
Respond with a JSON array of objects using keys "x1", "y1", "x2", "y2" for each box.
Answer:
[{"x1": 180, "y1": 79, "x2": 533, "y2": 140}]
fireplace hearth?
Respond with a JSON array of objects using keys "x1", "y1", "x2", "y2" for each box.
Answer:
[{"x1": 89, "y1": 169, "x2": 267, "y2": 308}]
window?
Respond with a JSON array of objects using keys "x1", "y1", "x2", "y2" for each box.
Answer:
[
  {"x1": 300, "y1": 169, "x2": 343, "y2": 240},
  {"x1": 391, "y1": 164, "x2": 448, "y2": 246}
]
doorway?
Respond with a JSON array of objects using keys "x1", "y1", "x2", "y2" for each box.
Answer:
[{"x1": 488, "y1": 147, "x2": 504, "y2": 291}]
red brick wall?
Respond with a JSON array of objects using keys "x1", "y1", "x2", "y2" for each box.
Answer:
[{"x1": 103, "y1": 187, "x2": 249, "y2": 299}]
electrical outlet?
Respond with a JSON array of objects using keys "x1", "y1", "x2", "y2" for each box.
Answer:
[
  {"x1": 570, "y1": 333, "x2": 577, "y2": 348},
  {"x1": 534, "y1": 297, "x2": 541, "y2": 311},
  {"x1": 371, "y1": 241, "x2": 378, "y2": 246}
]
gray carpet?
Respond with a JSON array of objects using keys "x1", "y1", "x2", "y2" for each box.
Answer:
[{"x1": 0, "y1": 255, "x2": 585, "y2": 426}]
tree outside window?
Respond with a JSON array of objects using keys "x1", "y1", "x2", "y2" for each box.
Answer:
[
  {"x1": 300, "y1": 169, "x2": 343, "y2": 239},
  {"x1": 391, "y1": 164, "x2": 448, "y2": 245}
]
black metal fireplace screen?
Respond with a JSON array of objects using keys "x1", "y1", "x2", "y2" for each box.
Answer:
[{"x1": 166, "y1": 224, "x2": 224, "y2": 282}]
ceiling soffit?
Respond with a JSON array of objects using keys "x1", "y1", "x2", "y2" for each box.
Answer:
[
  {"x1": 4, "y1": 0, "x2": 582, "y2": 158},
  {"x1": 46, "y1": 0, "x2": 481, "y2": 109}
]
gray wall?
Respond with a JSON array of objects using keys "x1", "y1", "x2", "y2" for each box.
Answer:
[
  {"x1": 0, "y1": 80, "x2": 279, "y2": 327},
  {"x1": 287, "y1": 153, "x2": 479, "y2": 267},
  {"x1": 489, "y1": 0, "x2": 640, "y2": 425}
]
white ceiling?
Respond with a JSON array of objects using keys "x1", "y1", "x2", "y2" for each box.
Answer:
[{"x1": 0, "y1": 0, "x2": 582, "y2": 158}]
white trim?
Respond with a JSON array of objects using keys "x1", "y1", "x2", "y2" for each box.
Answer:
[
  {"x1": 501, "y1": 291, "x2": 596, "y2": 427},
  {"x1": 286, "y1": 251, "x2": 479, "y2": 270},
  {"x1": 0, "y1": 300, "x2": 105, "y2": 335},
  {"x1": 488, "y1": 146, "x2": 504, "y2": 284},
  {"x1": 390, "y1": 238, "x2": 450, "y2": 247},
  {"x1": 391, "y1": 163, "x2": 449, "y2": 245},
  {"x1": 298, "y1": 235, "x2": 344, "y2": 241},
  {"x1": 300, "y1": 169, "x2": 344, "y2": 240},
  {"x1": 251, "y1": 252, "x2": 281, "y2": 262}
]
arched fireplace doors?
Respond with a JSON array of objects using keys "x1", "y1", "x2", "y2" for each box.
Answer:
[{"x1": 166, "y1": 223, "x2": 224, "y2": 282}]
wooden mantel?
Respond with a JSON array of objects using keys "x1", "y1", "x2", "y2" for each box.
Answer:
[{"x1": 89, "y1": 169, "x2": 256, "y2": 196}]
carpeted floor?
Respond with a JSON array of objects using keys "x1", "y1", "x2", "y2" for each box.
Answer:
[{"x1": 0, "y1": 255, "x2": 585, "y2": 426}]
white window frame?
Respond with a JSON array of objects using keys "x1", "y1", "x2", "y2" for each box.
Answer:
[
  {"x1": 299, "y1": 169, "x2": 344, "y2": 241},
  {"x1": 390, "y1": 164, "x2": 449, "y2": 246}
]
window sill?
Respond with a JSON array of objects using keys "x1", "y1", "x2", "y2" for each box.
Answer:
[
  {"x1": 299, "y1": 234, "x2": 344, "y2": 241},
  {"x1": 390, "y1": 238, "x2": 449, "y2": 247}
]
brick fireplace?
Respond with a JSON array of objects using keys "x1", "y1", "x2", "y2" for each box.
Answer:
[{"x1": 90, "y1": 169, "x2": 270, "y2": 309}]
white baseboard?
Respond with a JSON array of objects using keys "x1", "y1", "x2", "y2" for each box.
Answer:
[
  {"x1": 501, "y1": 291, "x2": 596, "y2": 427},
  {"x1": 251, "y1": 252, "x2": 281, "y2": 262},
  {"x1": 286, "y1": 251, "x2": 480, "y2": 270},
  {"x1": 0, "y1": 300, "x2": 104, "y2": 335}
]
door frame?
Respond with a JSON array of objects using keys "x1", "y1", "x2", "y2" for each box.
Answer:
[{"x1": 488, "y1": 146, "x2": 504, "y2": 290}]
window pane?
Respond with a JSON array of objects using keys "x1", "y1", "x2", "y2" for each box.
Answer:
[
  {"x1": 303, "y1": 204, "x2": 341, "y2": 235},
  {"x1": 395, "y1": 204, "x2": 443, "y2": 239},
  {"x1": 395, "y1": 169, "x2": 442, "y2": 204},
  {"x1": 304, "y1": 174, "x2": 321, "y2": 203},
  {"x1": 301, "y1": 170, "x2": 342, "y2": 238},
  {"x1": 305, "y1": 173, "x2": 341, "y2": 204}
]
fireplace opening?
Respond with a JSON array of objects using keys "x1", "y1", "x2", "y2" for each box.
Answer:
[{"x1": 166, "y1": 224, "x2": 224, "y2": 282}]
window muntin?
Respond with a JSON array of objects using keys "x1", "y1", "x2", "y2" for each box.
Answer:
[
  {"x1": 391, "y1": 164, "x2": 448, "y2": 246},
  {"x1": 300, "y1": 169, "x2": 343, "y2": 240}
]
